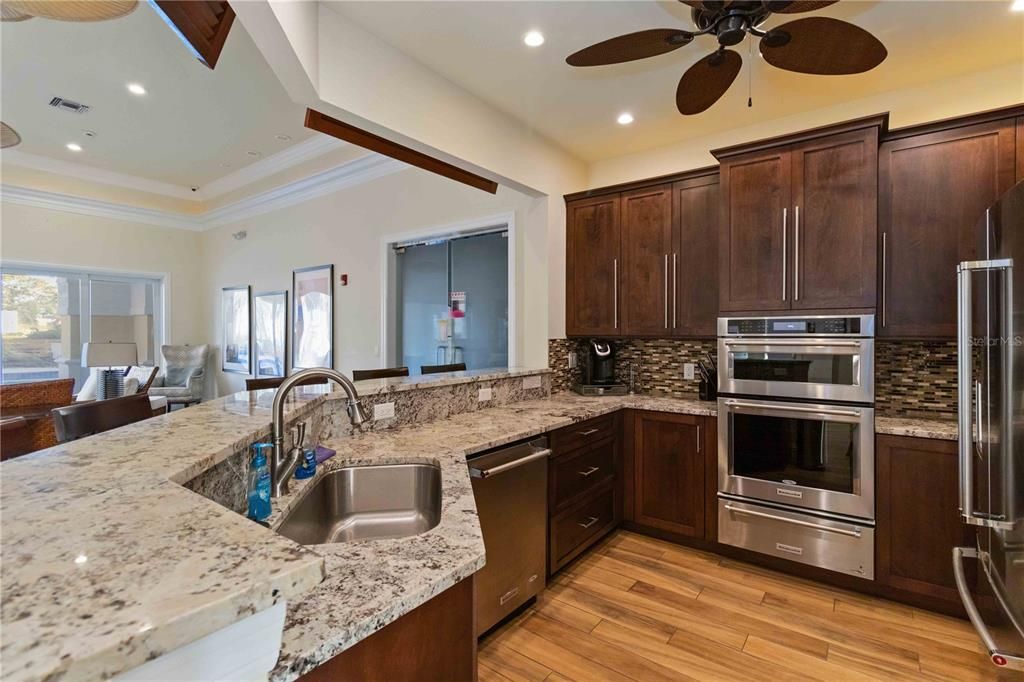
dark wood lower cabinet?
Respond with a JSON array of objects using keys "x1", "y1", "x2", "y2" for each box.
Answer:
[
  {"x1": 631, "y1": 411, "x2": 706, "y2": 538},
  {"x1": 300, "y1": 576, "x2": 476, "y2": 682},
  {"x1": 875, "y1": 435, "x2": 975, "y2": 605}
]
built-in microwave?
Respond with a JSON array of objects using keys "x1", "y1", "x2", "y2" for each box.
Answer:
[{"x1": 717, "y1": 315, "x2": 874, "y2": 405}]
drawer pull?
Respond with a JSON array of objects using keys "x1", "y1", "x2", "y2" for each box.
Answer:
[
  {"x1": 723, "y1": 504, "x2": 862, "y2": 538},
  {"x1": 577, "y1": 466, "x2": 601, "y2": 478},
  {"x1": 578, "y1": 516, "x2": 600, "y2": 529},
  {"x1": 577, "y1": 428, "x2": 600, "y2": 436}
]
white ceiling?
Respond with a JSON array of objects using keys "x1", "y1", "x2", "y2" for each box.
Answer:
[
  {"x1": 332, "y1": 0, "x2": 1024, "y2": 162},
  {"x1": 0, "y1": 3, "x2": 315, "y2": 188}
]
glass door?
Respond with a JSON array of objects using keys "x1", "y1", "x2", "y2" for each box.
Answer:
[{"x1": 393, "y1": 229, "x2": 509, "y2": 375}]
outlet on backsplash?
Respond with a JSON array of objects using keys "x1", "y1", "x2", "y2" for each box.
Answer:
[
  {"x1": 683, "y1": 363, "x2": 696, "y2": 380},
  {"x1": 478, "y1": 387, "x2": 493, "y2": 402},
  {"x1": 373, "y1": 402, "x2": 396, "y2": 420}
]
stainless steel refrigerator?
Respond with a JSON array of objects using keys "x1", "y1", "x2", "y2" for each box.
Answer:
[{"x1": 955, "y1": 178, "x2": 1024, "y2": 671}]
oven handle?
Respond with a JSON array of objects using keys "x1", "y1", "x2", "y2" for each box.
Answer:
[
  {"x1": 723, "y1": 504, "x2": 862, "y2": 537},
  {"x1": 722, "y1": 339, "x2": 863, "y2": 347},
  {"x1": 721, "y1": 399, "x2": 863, "y2": 419}
]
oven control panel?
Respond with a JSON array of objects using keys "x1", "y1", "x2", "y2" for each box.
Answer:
[{"x1": 719, "y1": 315, "x2": 873, "y2": 337}]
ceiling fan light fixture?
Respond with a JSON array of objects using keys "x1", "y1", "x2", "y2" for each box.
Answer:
[
  {"x1": 762, "y1": 29, "x2": 791, "y2": 48},
  {"x1": 717, "y1": 15, "x2": 748, "y2": 46}
]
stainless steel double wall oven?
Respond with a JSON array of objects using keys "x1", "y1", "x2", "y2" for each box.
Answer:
[{"x1": 716, "y1": 315, "x2": 876, "y2": 579}]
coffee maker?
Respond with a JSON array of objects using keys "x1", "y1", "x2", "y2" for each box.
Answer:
[{"x1": 573, "y1": 339, "x2": 627, "y2": 396}]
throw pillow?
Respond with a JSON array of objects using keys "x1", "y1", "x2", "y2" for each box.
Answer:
[
  {"x1": 76, "y1": 371, "x2": 98, "y2": 402},
  {"x1": 122, "y1": 377, "x2": 140, "y2": 396}
]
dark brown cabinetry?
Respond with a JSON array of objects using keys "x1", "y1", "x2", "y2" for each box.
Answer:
[
  {"x1": 565, "y1": 168, "x2": 719, "y2": 338},
  {"x1": 1018, "y1": 116, "x2": 1024, "y2": 182},
  {"x1": 715, "y1": 116, "x2": 883, "y2": 313},
  {"x1": 672, "y1": 173, "x2": 720, "y2": 337},
  {"x1": 875, "y1": 435, "x2": 975, "y2": 605},
  {"x1": 630, "y1": 411, "x2": 706, "y2": 538},
  {"x1": 300, "y1": 576, "x2": 476, "y2": 682},
  {"x1": 620, "y1": 185, "x2": 673, "y2": 335},
  {"x1": 548, "y1": 414, "x2": 621, "y2": 573},
  {"x1": 879, "y1": 116, "x2": 1018, "y2": 338},
  {"x1": 566, "y1": 194, "x2": 620, "y2": 336}
]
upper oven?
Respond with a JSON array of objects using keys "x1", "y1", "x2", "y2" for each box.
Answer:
[{"x1": 717, "y1": 315, "x2": 875, "y2": 404}]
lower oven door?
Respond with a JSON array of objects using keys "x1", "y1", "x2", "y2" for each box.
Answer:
[
  {"x1": 718, "y1": 397, "x2": 875, "y2": 520},
  {"x1": 718, "y1": 497, "x2": 874, "y2": 579}
]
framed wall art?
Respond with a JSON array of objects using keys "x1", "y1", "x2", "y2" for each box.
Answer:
[
  {"x1": 253, "y1": 290, "x2": 287, "y2": 379},
  {"x1": 221, "y1": 285, "x2": 251, "y2": 374},
  {"x1": 292, "y1": 265, "x2": 334, "y2": 369}
]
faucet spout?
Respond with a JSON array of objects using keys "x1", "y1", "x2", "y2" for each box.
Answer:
[{"x1": 270, "y1": 368, "x2": 369, "y2": 497}]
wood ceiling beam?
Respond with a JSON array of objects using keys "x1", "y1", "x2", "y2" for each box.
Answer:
[{"x1": 304, "y1": 109, "x2": 499, "y2": 194}]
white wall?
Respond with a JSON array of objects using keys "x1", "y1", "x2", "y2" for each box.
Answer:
[
  {"x1": 201, "y1": 166, "x2": 545, "y2": 396},
  {"x1": 0, "y1": 202, "x2": 206, "y2": 345}
]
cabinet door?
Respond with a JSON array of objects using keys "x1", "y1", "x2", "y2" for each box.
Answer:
[
  {"x1": 876, "y1": 435, "x2": 975, "y2": 602},
  {"x1": 620, "y1": 185, "x2": 673, "y2": 336},
  {"x1": 879, "y1": 119, "x2": 1017, "y2": 337},
  {"x1": 566, "y1": 195, "x2": 621, "y2": 336},
  {"x1": 672, "y1": 174, "x2": 719, "y2": 336},
  {"x1": 719, "y1": 149, "x2": 792, "y2": 312},
  {"x1": 633, "y1": 411, "x2": 704, "y2": 537},
  {"x1": 1017, "y1": 116, "x2": 1024, "y2": 183},
  {"x1": 791, "y1": 129, "x2": 878, "y2": 310}
]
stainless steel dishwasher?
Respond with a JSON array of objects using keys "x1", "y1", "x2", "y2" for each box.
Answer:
[{"x1": 468, "y1": 436, "x2": 550, "y2": 636}]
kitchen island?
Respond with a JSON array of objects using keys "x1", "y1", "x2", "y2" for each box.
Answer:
[{"x1": 0, "y1": 370, "x2": 956, "y2": 681}]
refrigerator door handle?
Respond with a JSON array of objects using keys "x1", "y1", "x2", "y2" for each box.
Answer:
[
  {"x1": 958, "y1": 258, "x2": 1015, "y2": 529},
  {"x1": 953, "y1": 547, "x2": 1024, "y2": 671}
]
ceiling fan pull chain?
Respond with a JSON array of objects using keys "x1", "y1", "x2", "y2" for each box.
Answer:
[{"x1": 747, "y1": 36, "x2": 753, "y2": 108}]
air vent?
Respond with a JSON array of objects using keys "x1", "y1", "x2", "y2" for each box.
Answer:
[{"x1": 48, "y1": 97, "x2": 90, "y2": 114}]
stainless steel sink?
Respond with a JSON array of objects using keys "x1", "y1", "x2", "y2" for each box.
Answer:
[{"x1": 276, "y1": 463, "x2": 442, "y2": 545}]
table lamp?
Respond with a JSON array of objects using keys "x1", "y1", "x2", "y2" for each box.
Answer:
[{"x1": 82, "y1": 342, "x2": 138, "y2": 400}]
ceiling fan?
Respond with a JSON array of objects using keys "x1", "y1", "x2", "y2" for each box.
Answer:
[{"x1": 566, "y1": 0, "x2": 886, "y2": 115}]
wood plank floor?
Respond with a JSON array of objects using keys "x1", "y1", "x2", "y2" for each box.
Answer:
[{"x1": 479, "y1": 531, "x2": 1023, "y2": 682}]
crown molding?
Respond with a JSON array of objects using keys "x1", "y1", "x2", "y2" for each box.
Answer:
[
  {"x1": 198, "y1": 135, "x2": 346, "y2": 199},
  {"x1": 0, "y1": 152, "x2": 407, "y2": 232},
  {"x1": 0, "y1": 184, "x2": 204, "y2": 230},
  {"x1": 203, "y1": 153, "x2": 405, "y2": 227},
  {"x1": 0, "y1": 149, "x2": 197, "y2": 200}
]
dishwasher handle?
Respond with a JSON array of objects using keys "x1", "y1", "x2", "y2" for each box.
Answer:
[{"x1": 470, "y1": 448, "x2": 551, "y2": 479}]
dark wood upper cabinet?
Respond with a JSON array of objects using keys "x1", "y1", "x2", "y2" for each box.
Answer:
[
  {"x1": 879, "y1": 118, "x2": 1017, "y2": 338},
  {"x1": 632, "y1": 411, "x2": 705, "y2": 538},
  {"x1": 715, "y1": 115, "x2": 885, "y2": 314},
  {"x1": 790, "y1": 129, "x2": 878, "y2": 310},
  {"x1": 566, "y1": 194, "x2": 620, "y2": 336},
  {"x1": 672, "y1": 173, "x2": 719, "y2": 337},
  {"x1": 717, "y1": 148, "x2": 791, "y2": 312},
  {"x1": 876, "y1": 435, "x2": 975, "y2": 604},
  {"x1": 620, "y1": 185, "x2": 673, "y2": 336},
  {"x1": 1017, "y1": 116, "x2": 1024, "y2": 182}
]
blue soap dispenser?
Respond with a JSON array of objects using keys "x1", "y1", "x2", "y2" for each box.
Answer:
[{"x1": 247, "y1": 443, "x2": 272, "y2": 522}]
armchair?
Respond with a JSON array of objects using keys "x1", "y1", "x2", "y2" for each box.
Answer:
[{"x1": 149, "y1": 344, "x2": 209, "y2": 408}]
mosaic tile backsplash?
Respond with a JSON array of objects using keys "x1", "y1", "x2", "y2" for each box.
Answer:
[{"x1": 548, "y1": 338, "x2": 959, "y2": 418}]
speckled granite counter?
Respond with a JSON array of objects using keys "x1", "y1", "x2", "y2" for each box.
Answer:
[{"x1": 1, "y1": 374, "x2": 957, "y2": 682}]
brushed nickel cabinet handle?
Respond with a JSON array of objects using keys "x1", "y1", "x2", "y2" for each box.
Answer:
[
  {"x1": 696, "y1": 424, "x2": 701, "y2": 453},
  {"x1": 577, "y1": 428, "x2": 600, "y2": 436},
  {"x1": 578, "y1": 516, "x2": 600, "y2": 529},
  {"x1": 664, "y1": 254, "x2": 669, "y2": 329},
  {"x1": 782, "y1": 207, "x2": 788, "y2": 302},
  {"x1": 672, "y1": 253, "x2": 678, "y2": 329},
  {"x1": 881, "y1": 231, "x2": 887, "y2": 327},
  {"x1": 577, "y1": 466, "x2": 600, "y2": 478},
  {"x1": 794, "y1": 205, "x2": 800, "y2": 302},
  {"x1": 613, "y1": 258, "x2": 618, "y2": 330}
]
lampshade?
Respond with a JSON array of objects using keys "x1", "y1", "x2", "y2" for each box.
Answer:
[{"x1": 82, "y1": 342, "x2": 138, "y2": 368}]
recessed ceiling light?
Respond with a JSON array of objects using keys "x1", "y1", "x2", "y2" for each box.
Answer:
[
  {"x1": 523, "y1": 30, "x2": 545, "y2": 47},
  {"x1": 617, "y1": 112, "x2": 634, "y2": 126},
  {"x1": 66, "y1": 142, "x2": 82, "y2": 152},
  {"x1": 126, "y1": 83, "x2": 146, "y2": 96},
  {"x1": 82, "y1": 130, "x2": 96, "y2": 137},
  {"x1": 1012, "y1": 0, "x2": 1024, "y2": 11},
  {"x1": 275, "y1": 134, "x2": 292, "y2": 141}
]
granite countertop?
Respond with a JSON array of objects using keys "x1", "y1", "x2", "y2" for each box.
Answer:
[
  {"x1": 0, "y1": 386, "x2": 335, "y2": 682},
  {"x1": 0, "y1": 375, "x2": 957, "y2": 682}
]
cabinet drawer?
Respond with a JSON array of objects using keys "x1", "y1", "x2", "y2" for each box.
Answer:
[
  {"x1": 551, "y1": 438, "x2": 615, "y2": 511},
  {"x1": 718, "y1": 498, "x2": 874, "y2": 580},
  {"x1": 550, "y1": 414, "x2": 616, "y2": 455},
  {"x1": 550, "y1": 485, "x2": 616, "y2": 573}
]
